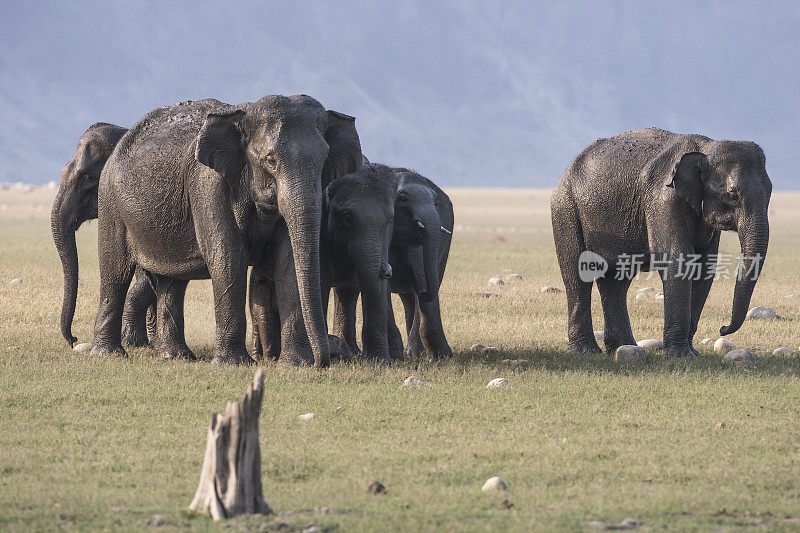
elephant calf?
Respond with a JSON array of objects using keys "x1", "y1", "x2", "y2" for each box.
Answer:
[{"x1": 551, "y1": 128, "x2": 771, "y2": 358}]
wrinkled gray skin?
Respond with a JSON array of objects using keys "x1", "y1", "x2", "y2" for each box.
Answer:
[
  {"x1": 333, "y1": 164, "x2": 454, "y2": 360},
  {"x1": 92, "y1": 95, "x2": 361, "y2": 366},
  {"x1": 551, "y1": 128, "x2": 772, "y2": 358},
  {"x1": 51, "y1": 123, "x2": 128, "y2": 347},
  {"x1": 250, "y1": 167, "x2": 396, "y2": 364}
]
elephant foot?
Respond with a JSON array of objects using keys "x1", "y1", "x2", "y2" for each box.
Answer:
[
  {"x1": 90, "y1": 343, "x2": 128, "y2": 358},
  {"x1": 689, "y1": 344, "x2": 701, "y2": 358},
  {"x1": 662, "y1": 344, "x2": 696, "y2": 359},
  {"x1": 155, "y1": 341, "x2": 196, "y2": 361},
  {"x1": 329, "y1": 335, "x2": 355, "y2": 363},
  {"x1": 360, "y1": 352, "x2": 391, "y2": 366},
  {"x1": 388, "y1": 340, "x2": 405, "y2": 361},
  {"x1": 278, "y1": 346, "x2": 315, "y2": 366},
  {"x1": 211, "y1": 346, "x2": 255, "y2": 366},
  {"x1": 568, "y1": 339, "x2": 602, "y2": 354},
  {"x1": 121, "y1": 325, "x2": 150, "y2": 348}
]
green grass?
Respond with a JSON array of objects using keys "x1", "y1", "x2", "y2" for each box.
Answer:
[{"x1": 1, "y1": 188, "x2": 799, "y2": 531}]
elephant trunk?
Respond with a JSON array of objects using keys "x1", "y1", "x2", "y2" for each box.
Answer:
[
  {"x1": 51, "y1": 189, "x2": 80, "y2": 347},
  {"x1": 354, "y1": 242, "x2": 390, "y2": 363},
  {"x1": 280, "y1": 180, "x2": 330, "y2": 367},
  {"x1": 719, "y1": 207, "x2": 769, "y2": 336},
  {"x1": 419, "y1": 209, "x2": 442, "y2": 302}
]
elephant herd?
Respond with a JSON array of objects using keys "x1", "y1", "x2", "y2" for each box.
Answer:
[{"x1": 51, "y1": 93, "x2": 772, "y2": 366}]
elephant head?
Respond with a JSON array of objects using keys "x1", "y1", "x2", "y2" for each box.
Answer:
[
  {"x1": 51, "y1": 123, "x2": 128, "y2": 347},
  {"x1": 324, "y1": 172, "x2": 396, "y2": 362},
  {"x1": 195, "y1": 95, "x2": 361, "y2": 367},
  {"x1": 391, "y1": 172, "x2": 446, "y2": 303},
  {"x1": 666, "y1": 138, "x2": 772, "y2": 336}
]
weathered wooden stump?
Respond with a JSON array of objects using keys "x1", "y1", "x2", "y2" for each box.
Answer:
[{"x1": 189, "y1": 369, "x2": 271, "y2": 520}]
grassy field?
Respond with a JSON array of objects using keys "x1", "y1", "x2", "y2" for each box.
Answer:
[{"x1": 1, "y1": 186, "x2": 799, "y2": 531}]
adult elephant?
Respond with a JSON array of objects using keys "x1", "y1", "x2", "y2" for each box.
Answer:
[
  {"x1": 93, "y1": 95, "x2": 361, "y2": 366},
  {"x1": 51, "y1": 122, "x2": 128, "y2": 347},
  {"x1": 551, "y1": 128, "x2": 772, "y2": 358}
]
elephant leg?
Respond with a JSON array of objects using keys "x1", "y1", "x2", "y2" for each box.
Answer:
[
  {"x1": 91, "y1": 213, "x2": 134, "y2": 357},
  {"x1": 596, "y1": 277, "x2": 636, "y2": 354},
  {"x1": 417, "y1": 295, "x2": 453, "y2": 359},
  {"x1": 660, "y1": 264, "x2": 694, "y2": 359},
  {"x1": 552, "y1": 195, "x2": 601, "y2": 354},
  {"x1": 249, "y1": 267, "x2": 281, "y2": 361},
  {"x1": 121, "y1": 268, "x2": 156, "y2": 348},
  {"x1": 331, "y1": 287, "x2": 360, "y2": 355},
  {"x1": 386, "y1": 294, "x2": 404, "y2": 360},
  {"x1": 150, "y1": 275, "x2": 194, "y2": 360},
  {"x1": 688, "y1": 257, "x2": 716, "y2": 357},
  {"x1": 146, "y1": 302, "x2": 157, "y2": 346},
  {"x1": 273, "y1": 224, "x2": 316, "y2": 366}
]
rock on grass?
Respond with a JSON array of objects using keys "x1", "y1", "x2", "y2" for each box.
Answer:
[
  {"x1": 488, "y1": 277, "x2": 504, "y2": 286},
  {"x1": 615, "y1": 345, "x2": 646, "y2": 363},
  {"x1": 722, "y1": 349, "x2": 755, "y2": 366},
  {"x1": 699, "y1": 338, "x2": 713, "y2": 346},
  {"x1": 367, "y1": 480, "x2": 386, "y2": 494},
  {"x1": 540, "y1": 286, "x2": 561, "y2": 294},
  {"x1": 481, "y1": 346, "x2": 499, "y2": 356},
  {"x1": 747, "y1": 306, "x2": 778, "y2": 320},
  {"x1": 714, "y1": 338, "x2": 737, "y2": 355},
  {"x1": 481, "y1": 476, "x2": 508, "y2": 491},
  {"x1": 298, "y1": 413, "x2": 315, "y2": 421},
  {"x1": 636, "y1": 339, "x2": 664, "y2": 350},
  {"x1": 486, "y1": 378, "x2": 509, "y2": 388},
  {"x1": 504, "y1": 274, "x2": 523, "y2": 282},
  {"x1": 403, "y1": 376, "x2": 431, "y2": 387},
  {"x1": 8, "y1": 278, "x2": 21, "y2": 285},
  {"x1": 773, "y1": 347, "x2": 794, "y2": 355},
  {"x1": 635, "y1": 292, "x2": 651, "y2": 301},
  {"x1": 470, "y1": 343, "x2": 486, "y2": 352},
  {"x1": 73, "y1": 343, "x2": 91, "y2": 353}
]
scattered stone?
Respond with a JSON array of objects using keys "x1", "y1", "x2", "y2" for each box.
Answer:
[
  {"x1": 73, "y1": 343, "x2": 91, "y2": 353},
  {"x1": 699, "y1": 338, "x2": 713, "y2": 346},
  {"x1": 477, "y1": 292, "x2": 499, "y2": 298},
  {"x1": 367, "y1": 480, "x2": 386, "y2": 494},
  {"x1": 504, "y1": 273, "x2": 523, "y2": 282},
  {"x1": 722, "y1": 349, "x2": 755, "y2": 366},
  {"x1": 713, "y1": 338, "x2": 737, "y2": 355},
  {"x1": 488, "y1": 277, "x2": 504, "y2": 286},
  {"x1": 481, "y1": 476, "x2": 508, "y2": 491},
  {"x1": 655, "y1": 293, "x2": 664, "y2": 300},
  {"x1": 481, "y1": 346, "x2": 499, "y2": 356},
  {"x1": 746, "y1": 306, "x2": 778, "y2": 320},
  {"x1": 609, "y1": 517, "x2": 641, "y2": 530},
  {"x1": 615, "y1": 345, "x2": 646, "y2": 363},
  {"x1": 541, "y1": 285, "x2": 561, "y2": 294},
  {"x1": 716, "y1": 421, "x2": 726, "y2": 429},
  {"x1": 486, "y1": 378, "x2": 509, "y2": 388},
  {"x1": 403, "y1": 376, "x2": 431, "y2": 387},
  {"x1": 637, "y1": 339, "x2": 664, "y2": 350},
  {"x1": 637, "y1": 287, "x2": 656, "y2": 294},
  {"x1": 635, "y1": 292, "x2": 651, "y2": 301},
  {"x1": 594, "y1": 330, "x2": 605, "y2": 341},
  {"x1": 298, "y1": 413, "x2": 315, "y2": 421},
  {"x1": 470, "y1": 343, "x2": 486, "y2": 352},
  {"x1": 773, "y1": 347, "x2": 794, "y2": 355},
  {"x1": 302, "y1": 526, "x2": 322, "y2": 533},
  {"x1": 8, "y1": 278, "x2": 21, "y2": 285}
]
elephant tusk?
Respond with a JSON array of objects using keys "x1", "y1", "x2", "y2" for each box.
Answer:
[
  {"x1": 416, "y1": 220, "x2": 425, "y2": 229},
  {"x1": 440, "y1": 226, "x2": 451, "y2": 235}
]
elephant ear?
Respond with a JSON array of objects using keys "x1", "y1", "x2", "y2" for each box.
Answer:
[
  {"x1": 666, "y1": 151, "x2": 707, "y2": 216},
  {"x1": 195, "y1": 110, "x2": 246, "y2": 179},
  {"x1": 322, "y1": 110, "x2": 362, "y2": 188}
]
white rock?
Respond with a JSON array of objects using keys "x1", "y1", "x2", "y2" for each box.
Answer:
[
  {"x1": 481, "y1": 346, "x2": 499, "y2": 356},
  {"x1": 714, "y1": 338, "x2": 737, "y2": 355},
  {"x1": 773, "y1": 347, "x2": 793, "y2": 355},
  {"x1": 699, "y1": 338, "x2": 713, "y2": 346},
  {"x1": 403, "y1": 376, "x2": 431, "y2": 387},
  {"x1": 594, "y1": 330, "x2": 605, "y2": 341},
  {"x1": 746, "y1": 306, "x2": 778, "y2": 320},
  {"x1": 615, "y1": 345, "x2": 646, "y2": 363},
  {"x1": 486, "y1": 378, "x2": 509, "y2": 388},
  {"x1": 481, "y1": 476, "x2": 508, "y2": 491},
  {"x1": 637, "y1": 287, "x2": 656, "y2": 294},
  {"x1": 635, "y1": 292, "x2": 651, "y2": 301},
  {"x1": 722, "y1": 349, "x2": 755, "y2": 365},
  {"x1": 488, "y1": 277, "x2": 504, "y2": 286},
  {"x1": 504, "y1": 273, "x2": 523, "y2": 281},
  {"x1": 8, "y1": 278, "x2": 21, "y2": 285},
  {"x1": 655, "y1": 293, "x2": 664, "y2": 300},
  {"x1": 470, "y1": 343, "x2": 486, "y2": 352},
  {"x1": 298, "y1": 413, "x2": 315, "y2": 421},
  {"x1": 73, "y1": 343, "x2": 92, "y2": 353},
  {"x1": 637, "y1": 339, "x2": 664, "y2": 350},
  {"x1": 541, "y1": 286, "x2": 561, "y2": 294}
]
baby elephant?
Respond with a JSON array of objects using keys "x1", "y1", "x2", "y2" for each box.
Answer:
[
  {"x1": 552, "y1": 128, "x2": 771, "y2": 358},
  {"x1": 331, "y1": 164, "x2": 454, "y2": 361},
  {"x1": 250, "y1": 166, "x2": 398, "y2": 364}
]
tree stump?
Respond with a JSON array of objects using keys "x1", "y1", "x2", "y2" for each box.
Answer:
[{"x1": 189, "y1": 369, "x2": 272, "y2": 520}]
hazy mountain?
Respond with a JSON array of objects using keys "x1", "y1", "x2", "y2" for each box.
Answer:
[{"x1": 1, "y1": 1, "x2": 797, "y2": 188}]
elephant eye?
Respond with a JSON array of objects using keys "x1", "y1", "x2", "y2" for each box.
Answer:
[
  {"x1": 396, "y1": 192, "x2": 409, "y2": 204},
  {"x1": 263, "y1": 152, "x2": 278, "y2": 171},
  {"x1": 724, "y1": 189, "x2": 740, "y2": 205}
]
